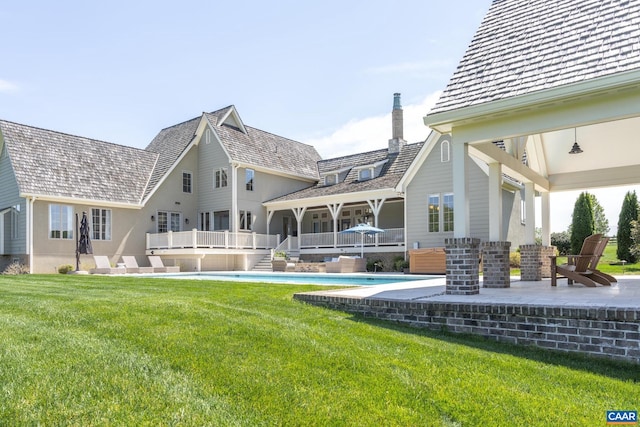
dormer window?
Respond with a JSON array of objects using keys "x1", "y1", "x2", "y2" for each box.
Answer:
[
  {"x1": 324, "y1": 174, "x2": 337, "y2": 186},
  {"x1": 358, "y1": 168, "x2": 372, "y2": 181}
]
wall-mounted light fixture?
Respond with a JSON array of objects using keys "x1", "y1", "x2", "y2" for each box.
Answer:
[
  {"x1": 151, "y1": 215, "x2": 155, "y2": 221},
  {"x1": 185, "y1": 218, "x2": 190, "y2": 225},
  {"x1": 175, "y1": 201, "x2": 181, "y2": 205},
  {"x1": 569, "y1": 128, "x2": 583, "y2": 154}
]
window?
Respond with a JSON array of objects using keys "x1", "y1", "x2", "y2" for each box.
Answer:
[
  {"x1": 200, "y1": 212, "x2": 211, "y2": 231},
  {"x1": 10, "y1": 208, "x2": 18, "y2": 240},
  {"x1": 441, "y1": 140, "x2": 450, "y2": 162},
  {"x1": 213, "y1": 210, "x2": 229, "y2": 230},
  {"x1": 49, "y1": 204, "x2": 73, "y2": 239},
  {"x1": 215, "y1": 168, "x2": 228, "y2": 188},
  {"x1": 183, "y1": 171, "x2": 193, "y2": 193},
  {"x1": 239, "y1": 210, "x2": 252, "y2": 231},
  {"x1": 358, "y1": 168, "x2": 372, "y2": 181},
  {"x1": 205, "y1": 129, "x2": 211, "y2": 145},
  {"x1": 245, "y1": 169, "x2": 254, "y2": 191},
  {"x1": 428, "y1": 195, "x2": 440, "y2": 232},
  {"x1": 324, "y1": 174, "x2": 337, "y2": 185},
  {"x1": 157, "y1": 211, "x2": 181, "y2": 233},
  {"x1": 91, "y1": 208, "x2": 112, "y2": 240},
  {"x1": 443, "y1": 194, "x2": 454, "y2": 232}
]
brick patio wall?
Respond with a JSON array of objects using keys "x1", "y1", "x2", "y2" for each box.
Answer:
[{"x1": 294, "y1": 293, "x2": 640, "y2": 364}]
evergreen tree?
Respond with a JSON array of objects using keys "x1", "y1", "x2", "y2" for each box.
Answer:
[
  {"x1": 586, "y1": 193, "x2": 610, "y2": 236},
  {"x1": 570, "y1": 192, "x2": 595, "y2": 254},
  {"x1": 617, "y1": 190, "x2": 639, "y2": 263}
]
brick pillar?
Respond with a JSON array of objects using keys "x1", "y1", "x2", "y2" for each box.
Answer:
[
  {"x1": 520, "y1": 245, "x2": 556, "y2": 281},
  {"x1": 481, "y1": 241, "x2": 511, "y2": 288},
  {"x1": 445, "y1": 238, "x2": 481, "y2": 295}
]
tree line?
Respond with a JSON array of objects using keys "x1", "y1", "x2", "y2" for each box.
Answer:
[{"x1": 550, "y1": 190, "x2": 640, "y2": 263}]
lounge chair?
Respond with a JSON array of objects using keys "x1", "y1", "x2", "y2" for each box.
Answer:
[
  {"x1": 90, "y1": 255, "x2": 126, "y2": 274},
  {"x1": 325, "y1": 256, "x2": 367, "y2": 273},
  {"x1": 148, "y1": 256, "x2": 180, "y2": 273},
  {"x1": 550, "y1": 234, "x2": 612, "y2": 287},
  {"x1": 121, "y1": 256, "x2": 154, "y2": 274}
]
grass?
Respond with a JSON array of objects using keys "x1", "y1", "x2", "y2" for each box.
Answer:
[
  {"x1": 553, "y1": 242, "x2": 640, "y2": 275},
  {"x1": 0, "y1": 275, "x2": 638, "y2": 426}
]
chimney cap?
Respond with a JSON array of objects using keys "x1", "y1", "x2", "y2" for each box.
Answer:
[{"x1": 393, "y1": 93, "x2": 402, "y2": 110}]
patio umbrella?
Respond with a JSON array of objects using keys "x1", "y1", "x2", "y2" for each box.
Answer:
[
  {"x1": 76, "y1": 212, "x2": 93, "y2": 271},
  {"x1": 339, "y1": 223, "x2": 384, "y2": 258}
]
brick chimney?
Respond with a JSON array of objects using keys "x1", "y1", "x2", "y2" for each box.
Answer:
[{"x1": 389, "y1": 93, "x2": 406, "y2": 154}]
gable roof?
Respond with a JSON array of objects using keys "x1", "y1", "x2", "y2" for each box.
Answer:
[
  {"x1": 143, "y1": 106, "x2": 321, "y2": 199},
  {"x1": 429, "y1": 0, "x2": 640, "y2": 115},
  {"x1": 204, "y1": 109, "x2": 321, "y2": 180},
  {"x1": 0, "y1": 120, "x2": 157, "y2": 205},
  {"x1": 266, "y1": 142, "x2": 424, "y2": 204}
]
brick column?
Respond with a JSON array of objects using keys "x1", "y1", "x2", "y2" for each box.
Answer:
[
  {"x1": 481, "y1": 241, "x2": 511, "y2": 288},
  {"x1": 520, "y1": 245, "x2": 556, "y2": 281},
  {"x1": 445, "y1": 238, "x2": 480, "y2": 295}
]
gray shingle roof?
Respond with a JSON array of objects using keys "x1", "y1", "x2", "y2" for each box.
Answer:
[
  {"x1": 0, "y1": 120, "x2": 158, "y2": 205},
  {"x1": 267, "y1": 142, "x2": 424, "y2": 203},
  {"x1": 429, "y1": 0, "x2": 640, "y2": 115},
  {"x1": 203, "y1": 111, "x2": 321, "y2": 180}
]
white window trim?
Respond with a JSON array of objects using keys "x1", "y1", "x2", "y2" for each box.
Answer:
[
  {"x1": 182, "y1": 170, "x2": 193, "y2": 194},
  {"x1": 245, "y1": 169, "x2": 255, "y2": 191},
  {"x1": 91, "y1": 208, "x2": 112, "y2": 241},
  {"x1": 428, "y1": 194, "x2": 440, "y2": 233},
  {"x1": 214, "y1": 167, "x2": 228, "y2": 188},
  {"x1": 49, "y1": 204, "x2": 74, "y2": 240},
  {"x1": 441, "y1": 140, "x2": 451, "y2": 162}
]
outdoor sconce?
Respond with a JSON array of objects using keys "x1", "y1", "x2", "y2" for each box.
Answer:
[
  {"x1": 185, "y1": 218, "x2": 190, "y2": 224},
  {"x1": 151, "y1": 215, "x2": 155, "y2": 222}
]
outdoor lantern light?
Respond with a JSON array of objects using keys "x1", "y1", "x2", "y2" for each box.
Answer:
[{"x1": 569, "y1": 128, "x2": 583, "y2": 154}]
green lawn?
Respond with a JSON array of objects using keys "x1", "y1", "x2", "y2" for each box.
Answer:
[{"x1": 0, "y1": 275, "x2": 637, "y2": 426}]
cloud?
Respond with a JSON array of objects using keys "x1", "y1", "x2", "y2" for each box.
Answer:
[
  {"x1": 0, "y1": 79, "x2": 19, "y2": 92},
  {"x1": 305, "y1": 91, "x2": 441, "y2": 158}
]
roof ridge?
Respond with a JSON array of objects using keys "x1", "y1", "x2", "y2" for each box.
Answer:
[{"x1": 0, "y1": 119, "x2": 149, "y2": 153}]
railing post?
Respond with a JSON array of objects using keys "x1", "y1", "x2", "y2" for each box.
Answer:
[
  {"x1": 277, "y1": 234, "x2": 281, "y2": 246},
  {"x1": 224, "y1": 230, "x2": 229, "y2": 249},
  {"x1": 146, "y1": 232, "x2": 150, "y2": 250},
  {"x1": 287, "y1": 237, "x2": 292, "y2": 252},
  {"x1": 192, "y1": 228, "x2": 198, "y2": 248},
  {"x1": 252, "y1": 232, "x2": 257, "y2": 249},
  {"x1": 168, "y1": 230, "x2": 173, "y2": 249}
]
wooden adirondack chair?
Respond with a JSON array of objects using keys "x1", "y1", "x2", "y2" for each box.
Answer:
[{"x1": 550, "y1": 234, "x2": 609, "y2": 287}]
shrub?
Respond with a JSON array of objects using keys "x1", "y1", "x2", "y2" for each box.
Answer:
[
  {"x1": 509, "y1": 251, "x2": 521, "y2": 268},
  {"x1": 367, "y1": 259, "x2": 384, "y2": 272},
  {"x1": 570, "y1": 192, "x2": 595, "y2": 254},
  {"x1": 58, "y1": 264, "x2": 75, "y2": 274},
  {"x1": 617, "y1": 190, "x2": 639, "y2": 263},
  {"x1": 2, "y1": 262, "x2": 29, "y2": 275},
  {"x1": 550, "y1": 231, "x2": 571, "y2": 255}
]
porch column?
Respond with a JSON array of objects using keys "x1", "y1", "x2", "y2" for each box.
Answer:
[
  {"x1": 445, "y1": 238, "x2": 480, "y2": 295},
  {"x1": 327, "y1": 203, "x2": 343, "y2": 248},
  {"x1": 540, "y1": 191, "x2": 551, "y2": 246},
  {"x1": 481, "y1": 241, "x2": 511, "y2": 288},
  {"x1": 451, "y1": 139, "x2": 470, "y2": 237},
  {"x1": 367, "y1": 198, "x2": 386, "y2": 247},
  {"x1": 291, "y1": 207, "x2": 306, "y2": 250},
  {"x1": 524, "y1": 181, "x2": 536, "y2": 244},
  {"x1": 488, "y1": 162, "x2": 503, "y2": 241},
  {"x1": 520, "y1": 244, "x2": 556, "y2": 281},
  {"x1": 266, "y1": 209, "x2": 275, "y2": 237}
]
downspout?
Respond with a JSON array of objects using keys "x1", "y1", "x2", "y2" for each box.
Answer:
[{"x1": 26, "y1": 196, "x2": 35, "y2": 273}]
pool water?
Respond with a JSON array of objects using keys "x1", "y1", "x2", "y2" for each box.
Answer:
[{"x1": 154, "y1": 271, "x2": 439, "y2": 286}]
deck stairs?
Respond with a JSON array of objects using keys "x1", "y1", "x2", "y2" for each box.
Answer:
[{"x1": 252, "y1": 255, "x2": 273, "y2": 272}]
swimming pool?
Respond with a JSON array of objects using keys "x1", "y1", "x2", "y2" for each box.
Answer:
[{"x1": 152, "y1": 271, "x2": 440, "y2": 286}]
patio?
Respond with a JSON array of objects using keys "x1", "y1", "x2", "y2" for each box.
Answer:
[{"x1": 294, "y1": 276, "x2": 640, "y2": 364}]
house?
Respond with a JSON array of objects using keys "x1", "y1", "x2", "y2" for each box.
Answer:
[
  {"x1": 423, "y1": 0, "x2": 640, "y2": 293},
  {"x1": 0, "y1": 93, "x2": 526, "y2": 273}
]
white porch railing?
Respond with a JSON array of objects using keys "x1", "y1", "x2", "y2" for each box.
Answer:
[
  {"x1": 299, "y1": 228, "x2": 404, "y2": 248},
  {"x1": 147, "y1": 230, "x2": 278, "y2": 250}
]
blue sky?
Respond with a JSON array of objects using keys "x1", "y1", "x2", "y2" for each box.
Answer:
[{"x1": 1, "y1": 0, "x2": 638, "y2": 233}]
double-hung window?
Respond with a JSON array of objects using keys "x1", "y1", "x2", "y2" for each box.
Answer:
[
  {"x1": 200, "y1": 212, "x2": 211, "y2": 231},
  {"x1": 49, "y1": 204, "x2": 73, "y2": 239},
  {"x1": 443, "y1": 193, "x2": 454, "y2": 232},
  {"x1": 239, "y1": 210, "x2": 252, "y2": 231},
  {"x1": 428, "y1": 195, "x2": 440, "y2": 232},
  {"x1": 157, "y1": 211, "x2": 181, "y2": 233},
  {"x1": 10, "y1": 208, "x2": 18, "y2": 240},
  {"x1": 91, "y1": 208, "x2": 112, "y2": 240},
  {"x1": 215, "y1": 168, "x2": 228, "y2": 188},
  {"x1": 183, "y1": 171, "x2": 193, "y2": 193}
]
